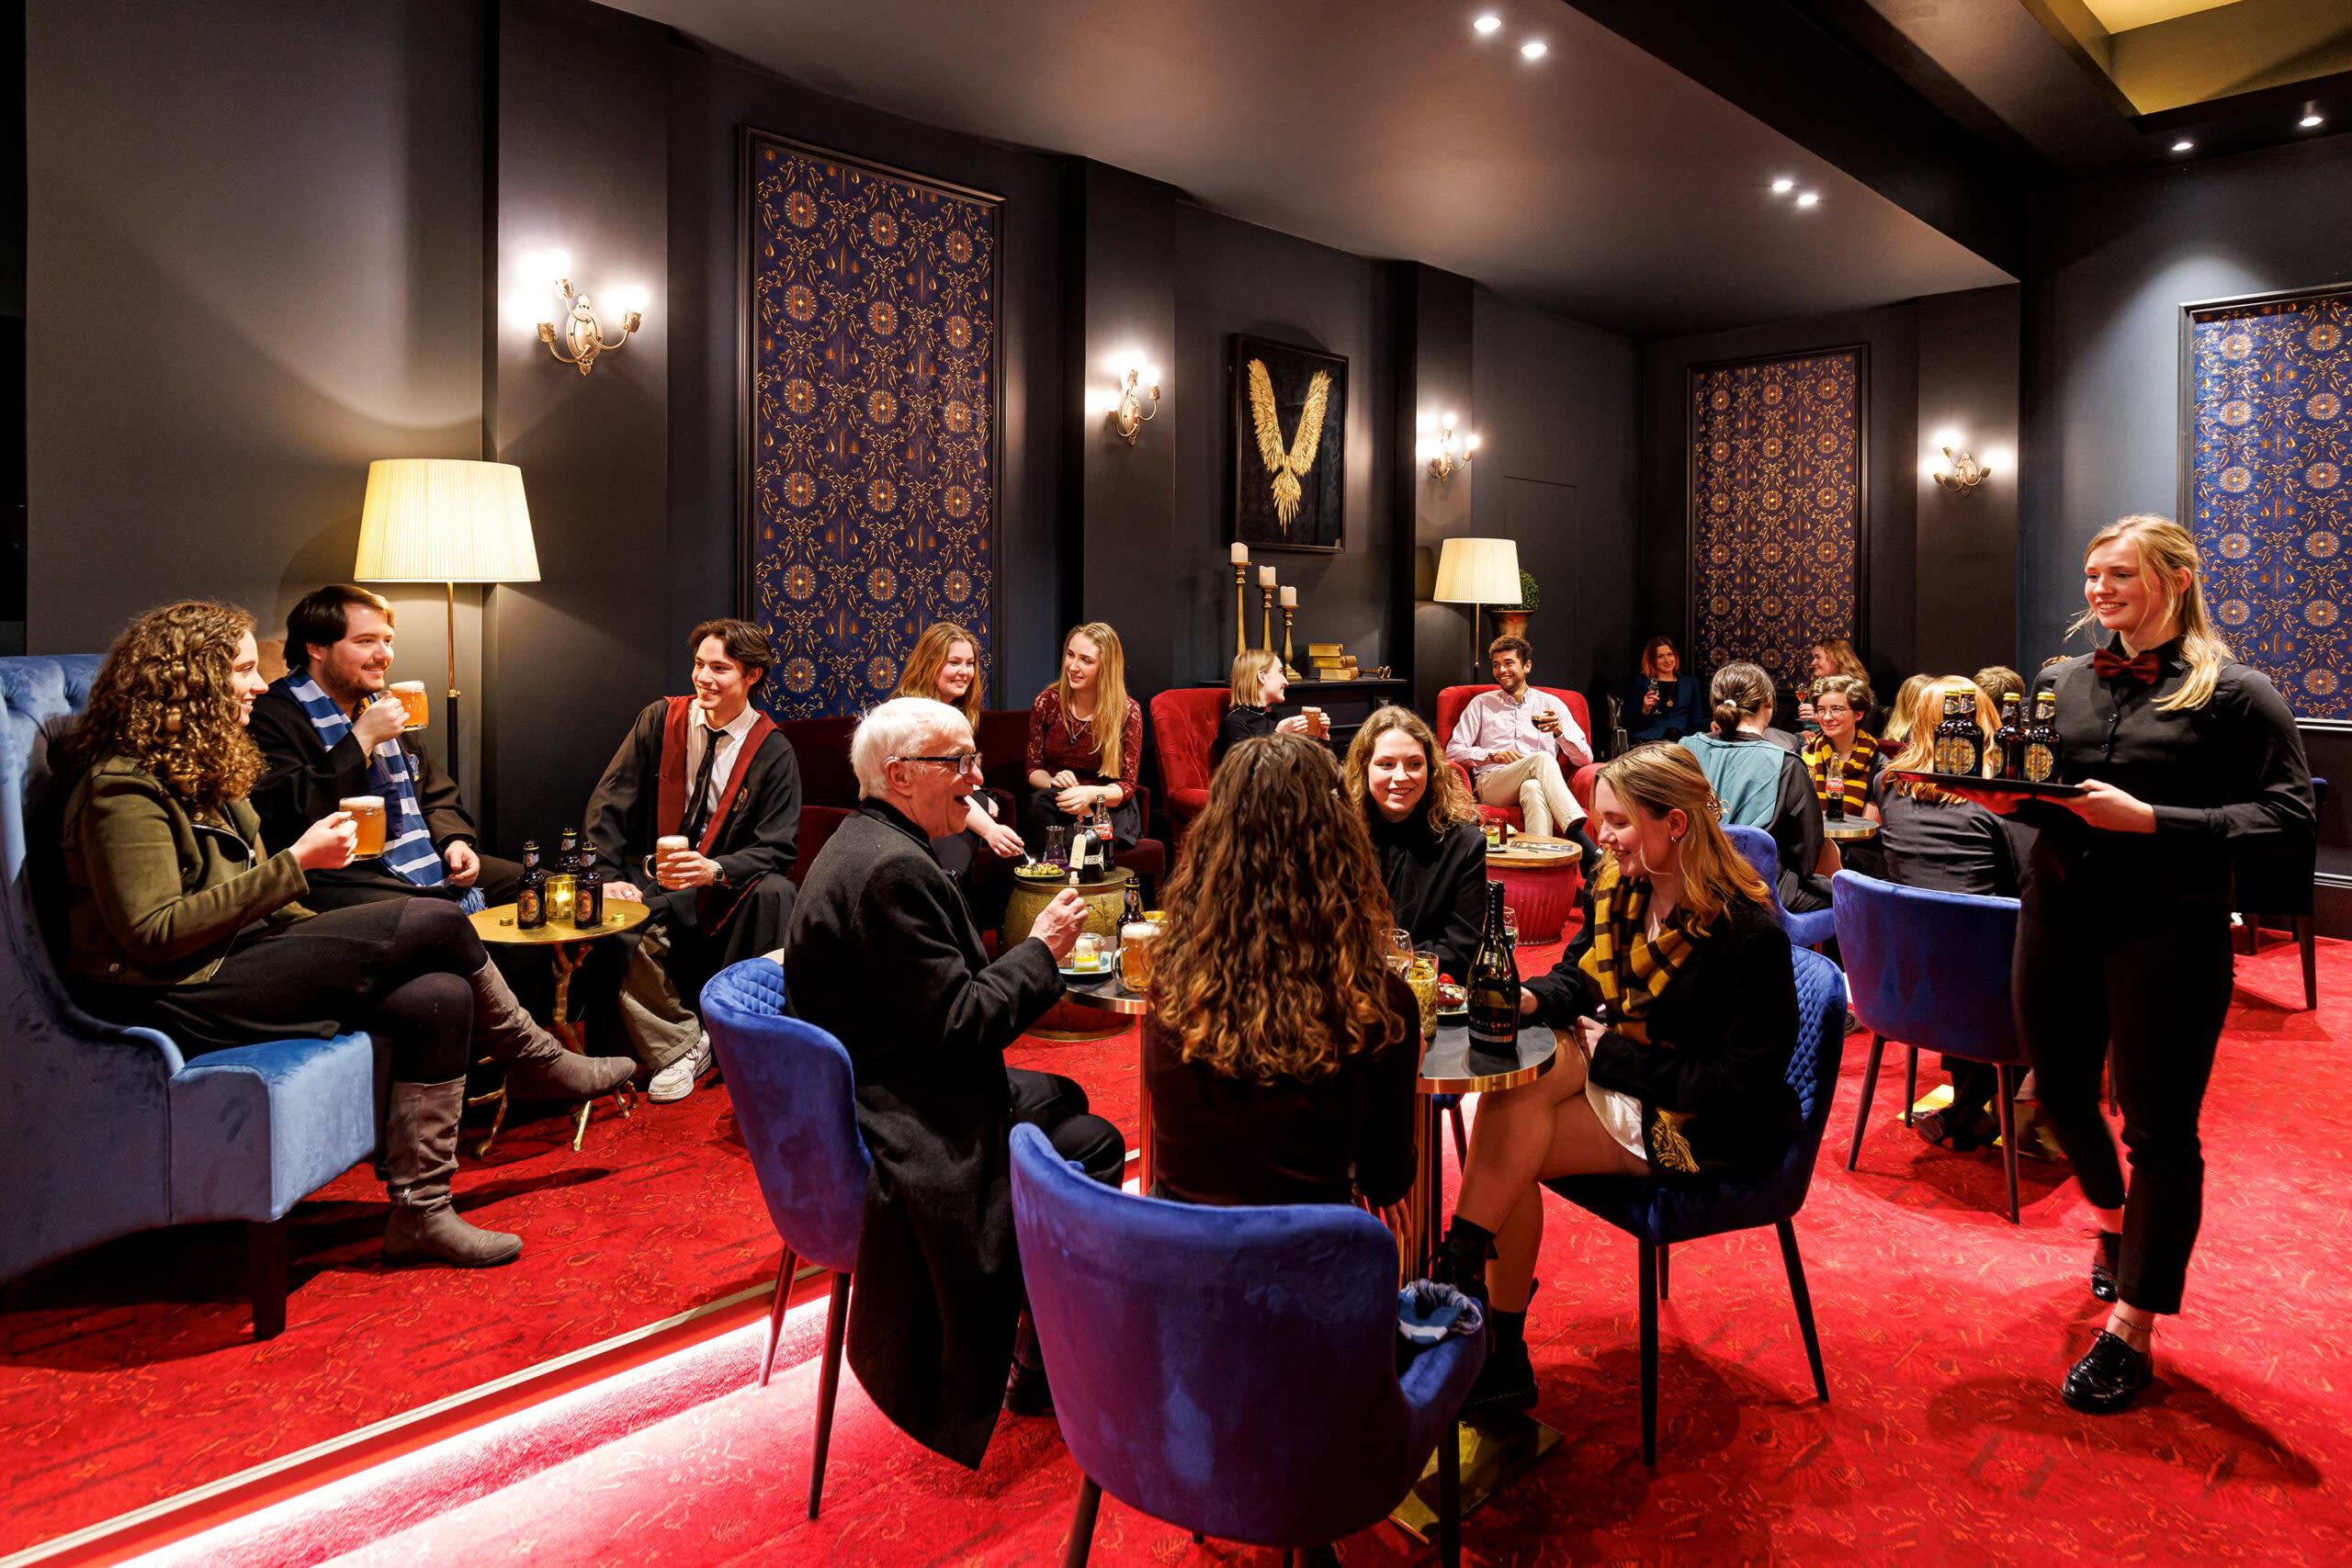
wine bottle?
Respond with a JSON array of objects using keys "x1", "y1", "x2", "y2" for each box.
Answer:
[
  {"x1": 1992, "y1": 692, "x2": 2025, "y2": 781},
  {"x1": 1466, "y1": 881, "x2": 1521, "y2": 1050},
  {"x1": 515, "y1": 840, "x2": 547, "y2": 930},
  {"x1": 573, "y1": 844, "x2": 605, "y2": 931},
  {"x1": 2024, "y1": 690, "x2": 2061, "y2": 784}
]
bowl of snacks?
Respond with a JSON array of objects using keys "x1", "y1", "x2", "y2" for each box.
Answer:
[
  {"x1": 1015, "y1": 862, "x2": 1067, "y2": 882},
  {"x1": 1436, "y1": 981, "x2": 1468, "y2": 1020}
]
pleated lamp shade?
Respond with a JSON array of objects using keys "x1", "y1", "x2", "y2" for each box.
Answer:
[
  {"x1": 1431, "y1": 536, "x2": 1521, "y2": 604},
  {"x1": 353, "y1": 459, "x2": 541, "y2": 584}
]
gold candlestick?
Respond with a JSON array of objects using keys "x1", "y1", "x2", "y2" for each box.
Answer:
[
  {"x1": 1282, "y1": 608, "x2": 1299, "y2": 679},
  {"x1": 1260, "y1": 586, "x2": 1275, "y2": 654},
  {"x1": 1234, "y1": 563, "x2": 1249, "y2": 660}
]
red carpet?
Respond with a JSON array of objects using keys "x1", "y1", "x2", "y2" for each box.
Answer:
[{"x1": 114, "y1": 934, "x2": 2352, "y2": 1567}]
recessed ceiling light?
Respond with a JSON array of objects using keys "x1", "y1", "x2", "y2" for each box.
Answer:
[
  {"x1": 1521, "y1": 39, "x2": 1547, "y2": 61},
  {"x1": 1795, "y1": 191, "x2": 1820, "y2": 209},
  {"x1": 1474, "y1": 13, "x2": 1502, "y2": 35},
  {"x1": 2171, "y1": 137, "x2": 2195, "y2": 152},
  {"x1": 2299, "y1": 111, "x2": 2325, "y2": 129},
  {"x1": 1770, "y1": 176, "x2": 1795, "y2": 195}
]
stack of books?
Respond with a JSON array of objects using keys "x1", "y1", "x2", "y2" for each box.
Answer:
[{"x1": 1306, "y1": 642, "x2": 1357, "y2": 681}]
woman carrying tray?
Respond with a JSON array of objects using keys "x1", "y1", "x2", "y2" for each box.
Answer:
[{"x1": 2000, "y1": 516, "x2": 2311, "y2": 1414}]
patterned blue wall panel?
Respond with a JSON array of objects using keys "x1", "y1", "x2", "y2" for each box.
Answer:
[
  {"x1": 745, "y1": 135, "x2": 998, "y2": 719},
  {"x1": 1690, "y1": 350, "x2": 1862, "y2": 696},
  {"x1": 2189, "y1": 293, "x2": 2351, "y2": 723}
]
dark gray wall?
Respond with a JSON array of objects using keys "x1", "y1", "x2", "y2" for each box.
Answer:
[
  {"x1": 1170, "y1": 202, "x2": 1396, "y2": 692},
  {"x1": 1916, "y1": 285, "x2": 2019, "y2": 679},
  {"x1": 2022, "y1": 134, "x2": 2352, "y2": 926},
  {"x1": 1401, "y1": 266, "x2": 1477, "y2": 716},
  {"x1": 26, "y1": 0, "x2": 491, "y2": 800},
  {"x1": 1471, "y1": 289, "x2": 1639, "y2": 707}
]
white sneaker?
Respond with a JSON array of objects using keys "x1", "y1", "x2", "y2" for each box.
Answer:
[{"x1": 647, "y1": 1031, "x2": 713, "y2": 1104}]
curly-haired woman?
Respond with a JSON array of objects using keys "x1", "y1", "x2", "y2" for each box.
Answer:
[
  {"x1": 1440, "y1": 743, "x2": 1800, "y2": 1411},
  {"x1": 45, "y1": 602, "x2": 627, "y2": 1267},
  {"x1": 1343, "y1": 705, "x2": 1488, "y2": 980},
  {"x1": 1141, "y1": 732, "x2": 1419, "y2": 1209}
]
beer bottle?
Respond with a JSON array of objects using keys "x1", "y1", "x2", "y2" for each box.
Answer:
[
  {"x1": 557, "y1": 828, "x2": 581, "y2": 876},
  {"x1": 2024, "y1": 691, "x2": 2061, "y2": 784},
  {"x1": 1466, "y1": 881, "x2": 1521, "y2": 1050},
  {"x1": 1929, "y1": 694, "x2": 1953, "y2": 773},
  {"x1": 1943, "y1": 693, "x2": 1984, "y2": 777},
  {"x1": 516, "y1": 840, "x2": 548, "y2": 930},
  {"x1": 1993, "y1": 692, "x2": 2025, "y2": 781},
  {"x1": 1121, "y1": 874, "x2": 1144, "y2": 929},
  {"x1": 573, "y1": 844, "x2": 605, "y2": 931}
]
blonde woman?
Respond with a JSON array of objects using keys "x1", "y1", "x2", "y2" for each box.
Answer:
[
  {"x1": 897, "y1": 621, "x2": 1024, "y2": 908},
  {"x1": 2007, "y1": 516, "x2": 2311, "y2": 1413},
  {"x1": 1143, "y1": 733, "x2": 1418, "y2": 1208},
  {"x1": 1880, "y1": 673, "x2": 1929, "y2": 748},
  {"x1": 1023, "y1": 622, "x2": 1143, "y2": 851},
  {"x1": 1343, "y1": 705, "x2": 1487, "y2": 979},
  {"x1": 1214, "y1": 649, "x2": 1321, "y2": 766},
  {"x1": 894, "y1": 620, "x2": 986, "y2": 727},
  {"x1": 1440, "y1": 743, "x2": 1799, "y2": 1411},
  {"x1": 1872, "y1": 675, "x2": 2025, "y2": 1150}
]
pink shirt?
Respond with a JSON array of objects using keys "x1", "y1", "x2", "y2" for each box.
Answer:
[{"x1": 1445, "y1": 688, "x2": 1592, "y2": 776}]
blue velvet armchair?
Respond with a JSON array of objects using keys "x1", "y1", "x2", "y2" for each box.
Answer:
[
  {"x1": 1010, "y1": 1122, "x2": 1486, "y2": 1568},
  {"x1": 700, "y1": 957, "x2": 868, "y2": 1519},
  {"x1": 0, "y1": 655, "x2": 378, "y2": 1339},
  {"x1": 1831, "y1": 869, "x2": 2030, "y2": 1221},
  {"x1": 1545, "y1": 945, "x2": 1846, "y2": 1464},
  {"x1": 1725, "y1": 823, "x2": 1838, "y2": 948}
]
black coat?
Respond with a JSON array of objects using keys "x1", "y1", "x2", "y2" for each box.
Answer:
[
  {"x1": 247, "y1": 687, "x2": 483, "y2": 905},
  {"x1": 783, "y1": 800, "x2": 1064, "y2": 1469},
  {"x1": 1525, "y1": 894, "x2": 1801, "y2": 1181}
]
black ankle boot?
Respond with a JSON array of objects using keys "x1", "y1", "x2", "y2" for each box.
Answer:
[
  {"x1": 1436, "y1": 1218, "x2": 1497, "y2": 1304},
  {"x1": 2090, "y1": 1231, "x2": 2122, "y2": 1303},
  {"x1": 1459, "y1": 1307, "x2": 1536, "y2": 1416}
]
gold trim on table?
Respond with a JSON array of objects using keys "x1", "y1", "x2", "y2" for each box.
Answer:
[
  {"x1": 470, "y1": 898, "x2": 650, "y2": 945},
  {"x1": 1484, "y1": 833, "x2": 1582, "y2": 869}
]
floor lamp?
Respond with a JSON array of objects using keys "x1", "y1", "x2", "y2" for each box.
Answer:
[
  {"x1": 352, "y1": 458, "x2": 541, "y2": 785},
  {"x1": 1432, "y1": 536, "x2": 1523, "y2": 680}
]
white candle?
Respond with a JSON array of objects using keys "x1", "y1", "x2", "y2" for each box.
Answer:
[
  {"x1": 1280, "y1": 586, "x2": 1297, "y2": 607},
  {"x1": 1259, "y1": 566, "x2": 1277, "y2": 587},
  {"x1": 1230, "y1": 542, "x2": 1249, "y2": 565}
]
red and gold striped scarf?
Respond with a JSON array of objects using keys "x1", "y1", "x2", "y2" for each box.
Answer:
[
  {"x1": 1803, "y1": 728, "x2": 1878, "y2": 815},
  {"x1": 1576, "y1": 862, "x2": 1701, "y2": 1046}
]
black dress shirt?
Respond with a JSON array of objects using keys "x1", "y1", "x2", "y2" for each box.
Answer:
[
  {"x1": 1367, "y1": 808, "x2": 1489, "y2": 980},
  {"x1": 2019, "y1": 638, "x2": 2312, "y2": 916}
]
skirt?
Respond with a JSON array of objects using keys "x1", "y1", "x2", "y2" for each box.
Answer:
[
  {"x1": 69, "y1": 901, "x2": 407, "y2": 1056},
  {"x1": 1586, "y1": 1079, "x2": 1649, "y2": 1163}
]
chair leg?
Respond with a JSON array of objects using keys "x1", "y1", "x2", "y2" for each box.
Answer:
[
  {"x1": 758, "y1": 1247, "x2": 798, "y2": 1388},
  {"x1": 1995, "y1": 1065, "x2": 2020, "y2": 1224},
  {"x1": 1776, "y1": 1220, "x2": 1829, "y2": 1404},
  {"x1": 1657, "y1": 1242, "x2": 1669, "y2": 1302},
  {"x1": 1447, "y1": 1100, "x2": 1468, "y2": 1167},
  {"x1": 1063, "y1": 1474, "x2": 1102, "y2": 1568},
  {"x1": 1638, "y1": 1240, "x2": 1659, "y2": 1466},
  {"x1": 808, "y1": 1270, "x2": 852, "y2": 1519},
  {"x1": 247, "y1": 1217, "x2": 289, "y2": 1342},
  {"x1": 1847, "y1": 1033, "x2": 1887, "y2": 1170},
  {"x1": 1901, "y1": 1042, "x2": 1919, "y2": 1127},
  {"x1": 2299, "y1": 914, "x2": 2318, "y2": 1011},
  {"x1": 1438, "y1": 1408, "x2": 1463, "y2": 1568}
]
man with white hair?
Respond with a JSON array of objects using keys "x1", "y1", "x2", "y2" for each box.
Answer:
[{"x1": 786, "y1": 696, "x2": 1125, "y2": 1471}]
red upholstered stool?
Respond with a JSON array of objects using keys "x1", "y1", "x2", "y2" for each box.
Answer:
[{"x1": 1487, "y1": 835, "x2": 1585, "y2": 942}]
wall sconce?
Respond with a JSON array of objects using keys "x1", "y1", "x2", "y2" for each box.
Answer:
[
  {"x1": 1418, "y1": 411, "x2": 1480, "y2": 483},
  {"x1": 1928, "y1": 444, "x2": 1994, "y2": 494},
  {"x1": 1102, "y1": 362, "x2": 1160, "y2": 445},
  {"x1": 535, "y1": 252, "x2": 647, "y2": 376}
]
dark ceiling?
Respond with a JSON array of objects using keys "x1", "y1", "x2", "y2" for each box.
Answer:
[{"x1": 615, "y1": 0, "x2": 2013, "y2": 337}]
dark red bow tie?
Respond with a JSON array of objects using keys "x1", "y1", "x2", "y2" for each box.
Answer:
[{"x1": 2092, "y1": 646, "x2": 2162, "y2": 685}]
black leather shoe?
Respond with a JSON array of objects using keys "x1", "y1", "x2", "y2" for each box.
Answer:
[
  {"x1": 2090, "y1": 1231, "x2": 2121, "y2": 1303},
  {"x1": 1003, "y1": 1359, "x2": 1053, "y2": 1416},
  {"x1": 1458, "y1": 1332, "x2": 1536, "y2": 1416},
  {"x1": 2061, "y1": 1330, "x2": 2152, "y2": 1414}
]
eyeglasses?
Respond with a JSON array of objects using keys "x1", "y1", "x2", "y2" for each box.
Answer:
[{"x1": 891, "y1": 750, "x2": 985, "y2": 777}]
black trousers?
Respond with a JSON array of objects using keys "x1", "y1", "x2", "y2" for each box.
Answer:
[
  {"x1": 2014, "y1": 901, "x2": 2233, "y2": 1314},
  {"x1": 1007, "y1": 1066, "x2": 1125, "y2": 1185}
]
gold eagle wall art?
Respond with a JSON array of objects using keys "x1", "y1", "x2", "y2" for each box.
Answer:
[{"x1": 1231, "y1": 333, "x2": 1348, "y2": 553}]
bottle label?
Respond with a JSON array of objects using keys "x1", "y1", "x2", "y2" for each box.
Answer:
[
  {"x1": 2025, "y1": 742, "x2": 2054, "y2": 783},
  {"x1": 517, "y1": 888, "x2": 542, "y2": 928},
  {"x1": 1469, "y1": 1017, "x2": 1517, "y2": 1048}
]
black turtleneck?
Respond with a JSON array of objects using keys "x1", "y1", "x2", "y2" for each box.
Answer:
[
  {"x1": 1366, "y1": 807, "x2": 1491, "y2": 979},
  {"x1": 1214, "y1": 703, "x2": 1277, "y2": 766}
]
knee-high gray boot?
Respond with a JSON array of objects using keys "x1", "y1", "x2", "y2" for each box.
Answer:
[
  {"x1": 467, "y1": 961, "x2": 637, "y2": 1101},
  {"x1": 383, "y1": 1077, "x2": 524, "y2": 1268}
]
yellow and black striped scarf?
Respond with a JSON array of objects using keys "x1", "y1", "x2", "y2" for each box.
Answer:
[
  {"x1": 1576, "y1": 863, "x2": 1701, "y2": 1046},
  {"x1": 1802, "y1": 728, "x2": 1879, "y2": 815}
]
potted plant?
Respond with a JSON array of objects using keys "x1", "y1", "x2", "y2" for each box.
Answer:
[{"x1": 1494, "y1": 569, "x2": 1539, "y2": 639}]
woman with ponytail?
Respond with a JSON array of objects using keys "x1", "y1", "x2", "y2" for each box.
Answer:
[
  {"x1": 1680, "y1": 661, "x2": 1834, "y2": 911},
  {"x1": 2007, "y1": 516, "x2": 2312, "y2": 1413},
  {"x1": 1438, "y1": 744, "x2": 1800, "y2": 1412}
]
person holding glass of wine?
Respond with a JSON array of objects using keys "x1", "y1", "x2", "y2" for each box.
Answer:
[
  {"x1": 1625, "y1": 637, "x2": 1702, "y2": 744},
  {"x1": 1435, "y1": 743, "x2": 1800, "y2": 1413}
]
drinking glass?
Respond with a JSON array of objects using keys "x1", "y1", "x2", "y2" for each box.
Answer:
[
  {"x1": 1408, "y1": 950, "x2": 1441, "y2": 1042},
  {"x1": 390, "y1": 681, "x2": 429, "y2": 729},
  {"x1": 340, "y1": 795, "x2": 387, "y2": 858},
  {"x1": 1044, "y1": 825, "x2": 1068, "y2": 869},
  {"x1": 1503, "y1": 906, "x2": 1519, "y2": 944},
  {"x1": 1118, "y1": 920, "x2": 1160, "y2": 991}
]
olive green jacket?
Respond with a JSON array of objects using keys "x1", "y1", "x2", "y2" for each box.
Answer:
[{"x1": 56, "y1": 754, "x2": 311, "y2": 988}]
